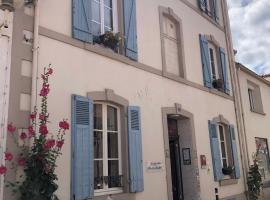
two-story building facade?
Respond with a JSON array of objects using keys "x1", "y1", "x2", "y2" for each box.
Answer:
[
  {"x1": 236, "y1": 63, "x2": 270, "y2": 181},
  {"x1": 1, "y1": 0, "x2": 247, "y2": 199}
]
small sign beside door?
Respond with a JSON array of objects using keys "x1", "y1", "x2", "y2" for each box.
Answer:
[
  {"x1": 146, "y1": 161, "x2": 163, "y2": 171},
  {"x1": 182, "y1": 148, "x2": 191, "y2": 165}
]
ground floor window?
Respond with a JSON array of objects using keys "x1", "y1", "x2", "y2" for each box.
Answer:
[
  {"x1": 93, "y1": 103, "x2": 123, "y2": 195},
  {"x1": 255, "y1": 137, "x2": 270, "y2": 177}
]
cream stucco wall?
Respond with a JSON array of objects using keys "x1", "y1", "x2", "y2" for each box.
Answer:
[
  {"x1": 238, "y1": 68, "x2": 270, "y2": 166},
  {"x1": 38, "y1": 0, "x2": 231, "y2": 88},
  {"x1": 35, "y1": 34, "x2": 244, "y2": 200}
]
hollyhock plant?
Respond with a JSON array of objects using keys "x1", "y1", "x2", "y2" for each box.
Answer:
[
  {"x1": 4, "y1": 152, "x2": 13, "y2": 161},
  {"x1": 1, "y1": 65, "x2": 69, "y2": 200}
]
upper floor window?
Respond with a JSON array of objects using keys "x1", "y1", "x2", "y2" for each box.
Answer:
[
  {"x1": 198, "y1": 0, "x2": 219, "y2": 22},
  {"x1": 199, "y1": 34, "x2": 230, "y2": 94},
  {"x1": 247, "y1": 81, "x2": 264, "y2": 114},
  {"x1": 72, "y1": 0, "x2": 138, "y2": 61},
  {"x1": 159, "y1": 7, "x2": 185, "y2": 79},
  {"x1": 92, "y1": 0, "x2": 118, "y2": 35},
  {"x1": 94, "y1": 103, "x2": 122, "y2": 195}
]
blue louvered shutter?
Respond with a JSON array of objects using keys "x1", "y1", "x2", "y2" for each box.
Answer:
[
  {"x1": 198, "y1": 0, "x2": 207, "y2": 12},
  {"x1": 72, "y1": 95, "x2": 94, "y2": 200},
  {"x1": 219, "y1": 47, "x2": 230, "y2": 94},
  {"x1": 208, "y1": 120, "x2": 224, "y2": 181},
  {"x1": 199, "y1": 35, "x2": 212, "y2": 88},
  {"x1": 213, "y1": 0, "x2": 219, "y2": 22},
  {"x1": 124, "y1": 0, "x2": 138, "y2": 61},
  {"x1": 128, "y1": 106, "x2": 144, "y2": 192},
  {"x1": 72, "y1": 0, "x2": 93, "y2": 43},
  {"x1": 229, "y1": 125, "x2": 240, "y2": 179}
]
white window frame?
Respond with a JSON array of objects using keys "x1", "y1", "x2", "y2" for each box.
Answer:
[
  {"x1": 94, "y1": 102, "x2": 123, "y2": 196},
  {"x1": 208, "y1": 43, "x2": 219, "y2": 80},
  {"x1": 248, "y1": 87, "x2": 255, "y2": 111},
  {"x1": 217, "y1": 124, "x2": 229, "y2": 169},
  {"x1": 92, "y1": 0, "x2": 118, "y2": 35}
]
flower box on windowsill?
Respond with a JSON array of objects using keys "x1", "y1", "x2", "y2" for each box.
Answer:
[
  {"x1": 212, "y1": 79, "x2": 224, "y2": 90},
  {"x1": 93, "y1": 31, "x2": 122, "y2": 53},
  {"x1": 222, "y1": 166, "x2": 234, "y2": 176}
]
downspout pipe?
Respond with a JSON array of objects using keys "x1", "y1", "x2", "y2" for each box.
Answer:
[
  {"x1": 221, "y1": 0, "x2": 249, "y2": 195},
  {"x1": 31, "y1": 0, "x2": 39, "y2": 114}
]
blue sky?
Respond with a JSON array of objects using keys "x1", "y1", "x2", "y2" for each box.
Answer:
[{"x1": 228, "y1": 0, "x2": 270, "y2": 75}]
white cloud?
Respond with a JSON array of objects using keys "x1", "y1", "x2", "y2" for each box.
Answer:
[{"x1": 228, "y1": 0, "x2": 270, "y2": 75}]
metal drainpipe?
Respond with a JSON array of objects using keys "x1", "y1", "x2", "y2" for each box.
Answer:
[
  {"x1": 221, "y1": 0, "x2": 250, "y2": 195},
  {"x1": 31, "y1": 0, "x2": 39, "y2": 115}
]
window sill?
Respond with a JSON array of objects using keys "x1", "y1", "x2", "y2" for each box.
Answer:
[
  {"x1": 219, "y1": 178, "x2": 238, "y2": 186},
  {"x1": 250, "y1": 109, "x2": 266, "y2": 116},
  {"x1": 92, "y1": 192, "x2": 134, "y2": 200}
]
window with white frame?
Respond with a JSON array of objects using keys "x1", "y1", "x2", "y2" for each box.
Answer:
[
  {"x1": 217, "y1": 124, "x2": 229, "y2": 168},
  {"x1": 208, "y1": 43, "x2": 219, "y2": 80},
  {"x1": 92, "y1": 0, "x2": 118, "y2": 36},
  {"x1": 248, "y1": 88, "x2": 255, "y2": 111},
  {"x1": 247, "y1": 81, "x2": 264, "y2": 114},
  {"x1": 93, "y1": 103, "x2": 122, "y2": 195}
]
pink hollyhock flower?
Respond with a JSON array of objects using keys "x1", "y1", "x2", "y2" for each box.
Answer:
[
  {"x1": 17, "y1": 158, "x2": 26, "y2": 167},
  {"x1": 4, "y1": 152, "x2": 13, "y2": 161},
  {"x1": 56, "y1": 140, "x2": 64, "y2": 149},
  {"x1": 46, "y1": 68, "x2": 53, "y2": 75},
  {"x1": 0, "y1": 166, "x2": 7, "y2": 175},
  {"x1": 7, "y1": 123, "x2": 16, "y2": 133},
  {"x1": 28, "y1": 126, "x2": 35, "y2": 137},
  {"x1": 39, "y1": 85, "x2": 50, "y2": 97},
  {"x1": 29, "y1": 112, "x2": 36, "y2": 120},
  {"x1": 39, "y1": 114, "x2": 46, "y2": 121},
  {"x1": 44, "y1": 139, "x2": 55, "y2": 150},
  {"x1": 20, "y1": 132, "x2": 27, "y2": 140},
  {"x1": 59, "y1": 120, "x2": 69, "y2": 130},
  {"x1": 39, "y1": 125, "x2": 48, "y2": 136}
]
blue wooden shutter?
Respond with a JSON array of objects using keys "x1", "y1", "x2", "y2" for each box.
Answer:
[
  {"x1": 213, "y1": 0, "x2": 219, "y2": 22},
  {"x1": 124, "y1": 0, "x2": 138, "y2": 61},
  {"x1": 219, "y1": 47, "x2": 230, "y2": 94},
  {"x1": 229, "y1": 125, "x2": 241, "y2": 179},
  {"x1": 72, "y1": 95, "x2": 94, "y2": 200},
  {"x1": 208, "y1": 120, "x2": 224, "y2": 181},
  {"x1": 199, "y1": 34, "x2": 212, "y2": 88},
  {"x1": 128, "y1": 106, "x2": 144, "y2": 192},
  {"x1": 198, "y1": 0, "x2": 207, "y2": 12},
  {"x1": 72, "y1": 0, "x2": 93, "y2": 43}
]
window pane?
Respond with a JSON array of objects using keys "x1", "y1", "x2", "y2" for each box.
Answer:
[
  {"x1": 104, "y1": 0, "x2": 112, "y2": 7},
  {"x1": 221, "y1": 142, "x2": 226, "y2": 158},
  {"x1": 222, "y1": 159, "x2": 228, "y2": 168},
  {"x1": 92, "y1": 0, "x2": 101, "y2": 22},
  {"x1": 108, "y1": 160, "x2": 121, "y2": 188},
  {"x1": 94, "y1": 160, "x2": 104, "y2": 189},
  {"x1": 209, "y1": 48, "x2": 216, "y2": 79},
  {"x1": 107, "y1": 106, "x2": 118, "y2": 131},
  {"x1": 94, "y1": 104, "x2": 102, "y2": 130},
  {"x1": 104, "y1": 7, "x2": 113, "y2": 30},
  {"x1": 94, "y1": 131, "x2": 103, "y2": 158},
  {"x1": 108, "y1": 132, "x2": 118, "y2": 158},
  {"x1": 219, "y1": 125, "x2": 224, "y2": 141}
]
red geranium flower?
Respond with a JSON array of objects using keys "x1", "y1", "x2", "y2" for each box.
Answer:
[
  {"x1": 56, "y1": 140, "x2": 64, "y2": 149},
  {"x1": 59, "y1": 120, "x2": 69, "y2": 130},
  {"x1": 0, "y1": 166, "x2": 7, "y2": 175},
  {"x1": 4, "y1": 152, "x2": 13, "y2": 161},
  {"x1": 20, "y1": 132, "x2": 27, "y2": 140},
  {"x1": 44, "y1": 139, "x2": 55, "y2": 150},
  {"x1": 39, "y1": 124, "x2": 48, "y2": 136},
  {"x1": 7, "y1": 123, "x2": 16, "y2": 133},
  {"x1": 17, "y1": 158, "x2": 26, "y2": 167}
]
